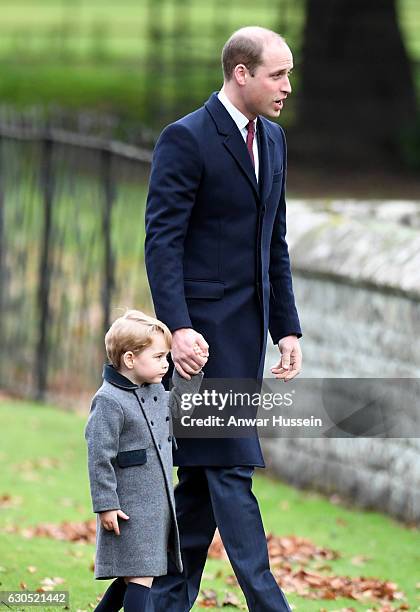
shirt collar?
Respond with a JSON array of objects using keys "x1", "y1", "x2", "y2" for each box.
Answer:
[{"x1": 217, "y1": 89, "x2": 257, "y2": 134}]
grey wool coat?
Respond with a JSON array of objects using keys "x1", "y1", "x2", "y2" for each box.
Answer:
[{"x1": 85, "y1": 364, "x2": 203, "y2": 580}]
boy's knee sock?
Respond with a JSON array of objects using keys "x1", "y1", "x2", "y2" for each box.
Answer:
[
  {"x1": 123, "y1": 582, "x2": 151, "y2": 612},
  {"x1": 94, "y1": 577, "x2": 126, "y2": 612}
]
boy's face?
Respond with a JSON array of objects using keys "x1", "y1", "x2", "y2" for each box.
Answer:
[{"x1": 125, "y1": 333, "x2": 170, "y2": 385}]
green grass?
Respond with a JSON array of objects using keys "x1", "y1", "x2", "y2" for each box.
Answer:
[{"x1": 0, "y1": 399, "x2": 419, "y2": 611}]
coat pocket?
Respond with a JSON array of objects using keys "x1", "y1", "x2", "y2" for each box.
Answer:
[
  {"x1": 272, "y1": 171, "x2": 283, "y2": 183},
  {"x1": 117, "y1": 448, "x2": 147, "y2": 468},
  {"x1": 184, "y1": 279, "x2": 225, "y2": 300}
]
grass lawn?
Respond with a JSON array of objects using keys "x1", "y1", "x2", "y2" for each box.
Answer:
[{"x1": 0, "y1": 399, "x2": 419, "y2": 611}]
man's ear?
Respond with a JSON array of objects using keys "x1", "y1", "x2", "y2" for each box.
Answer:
[{"x1": 234, "y1": 64, "x2": 247, "y2": 86}]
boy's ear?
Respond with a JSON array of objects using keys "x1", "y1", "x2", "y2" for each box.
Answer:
[{"x1": 122, "y1": 351, "x2": 134, "y2": 369}]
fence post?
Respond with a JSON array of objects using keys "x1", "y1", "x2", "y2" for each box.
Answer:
[
  {"x1": 0, "y1": 136, "x2": 4, "y2": 387},
  {"x1": 101, "y1": 148, "x2": 115, "y2": 337},
  {"x1": 35, "y1": 135, "x2": 54, "y2": 400}
]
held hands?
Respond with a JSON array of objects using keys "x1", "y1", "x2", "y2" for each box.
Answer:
[
  {"x1": 271, "y1": 335, "x2": 302, "y2": 382},
  {"x1": 99, "y1": 509, "x2": 129, "y2": 536},
  {"x1": 171, "y1": 328, "x2": 209, "y2": 380}
]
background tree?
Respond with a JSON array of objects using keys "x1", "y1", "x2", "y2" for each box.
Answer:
[{"x1": 295, "y1": 0, "x2": 419, "y2": 166}]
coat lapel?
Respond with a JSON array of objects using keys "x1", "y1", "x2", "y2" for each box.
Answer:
[{"x1": 205, "y1": 93, "x2": 259, "y2": 200}]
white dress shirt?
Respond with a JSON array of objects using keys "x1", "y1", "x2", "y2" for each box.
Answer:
[{"x1": 217, "y1": 89, "x2": 259, "y2": 182}]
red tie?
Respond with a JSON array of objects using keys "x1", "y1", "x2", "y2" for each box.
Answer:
[{"x1": 246, "y1": 120, "x2": 255, "y2": 167}]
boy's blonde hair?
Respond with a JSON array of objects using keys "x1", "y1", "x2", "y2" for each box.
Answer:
[{"x1": 105, "y1": 309, "x2": 172, "y2": 368}]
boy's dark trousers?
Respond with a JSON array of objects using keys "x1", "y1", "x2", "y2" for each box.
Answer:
[{"x1": 147, "y1": 465, "x2": 291, "y2": 612}]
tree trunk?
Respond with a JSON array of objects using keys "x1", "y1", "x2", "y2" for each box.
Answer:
[{"x1": 295, "y1": 0, "x2": 418, "y2": 165}]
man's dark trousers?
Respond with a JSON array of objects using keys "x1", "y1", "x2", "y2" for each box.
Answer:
[{"x1": 148, "y1": 465, "x2": 291, "y2": 612}]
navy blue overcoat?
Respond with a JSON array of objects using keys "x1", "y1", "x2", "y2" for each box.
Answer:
[{"x1": 145, "y1": 92, "x2": 301, "y2": 467}]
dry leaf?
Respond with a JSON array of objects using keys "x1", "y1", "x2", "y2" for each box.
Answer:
[
  {"x1": 0, "y1": 494, "x2": 22, "y2": 508},
  {"x1": 350, "y1": 555, "x2": 369, "y2": 566},
  {"x1": 198, "y1": 589, "x2": 218, "y2": 607},
  {"x1": 222, "y1": 591, "x2": 242, "y2": 607}
]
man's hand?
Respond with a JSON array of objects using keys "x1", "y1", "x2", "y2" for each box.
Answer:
[
  {"x1": 271, "y1": 335, "x2": 302, "y2": 382},
  {"x1": 99, "y1": 509, "x2": 129, "y2": 536},
  {"x1": 172, "y1": 328, "x2": 209, "y2": 379}
]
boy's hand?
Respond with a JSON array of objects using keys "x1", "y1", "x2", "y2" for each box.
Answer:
[
  {"x1": 99, "y1": 509, "x2": 129, "y2": 535},
  {"x1": 172, "y1": 328, "x2": 209, "y2": 379},
  {"x1": 193, "y1": 342, "x2": 209, "y2": 360}
]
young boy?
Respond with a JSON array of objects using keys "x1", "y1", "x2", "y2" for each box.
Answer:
[{"x1": 85, "y1": 310, "x2": 206, "y2": 612}]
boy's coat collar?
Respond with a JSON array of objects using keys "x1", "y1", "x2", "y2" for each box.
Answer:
[{"x1": 102, "y1": 364, "x2": 150, "y2": 390}]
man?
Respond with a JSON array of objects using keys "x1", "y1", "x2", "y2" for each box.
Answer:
[{"x1": 145, "y1": 26, "x2": 302, "y2": 612}]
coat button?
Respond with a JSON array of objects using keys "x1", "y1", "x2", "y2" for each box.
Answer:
[
  {"x1": 168, "y1": 436, "x2": 171, "y2": 442},
  {"x1": 166, "y1": 416, "x2": 170, "y2": 421},
  {"x1": 158, "y1": 443, "x2": 162, "y2": 450},
  {"x1": 154, "y1": 396, "x2": 157, "y2": 401},
  {"x1": 141, "y1": 397, "x2": 145, "y2": 403},
  {"x1": 150, "y1": 421, "x2": 154, "y2": 426}
]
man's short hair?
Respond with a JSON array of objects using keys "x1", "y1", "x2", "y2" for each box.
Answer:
[
  {"x1": 221, "y1": 27, "x2": 284, "y2": 80},
  {"x1": 105, "y1": 309, "x2": 171, "y2": 368}
]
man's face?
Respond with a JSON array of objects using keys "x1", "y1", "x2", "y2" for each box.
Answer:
[{"x1": 242, "y1": 40, "x2": 293, "y2": 119}]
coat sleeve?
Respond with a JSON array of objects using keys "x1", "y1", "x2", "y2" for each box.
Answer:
[
  {"x1": 145, "y1": 122, "x2": 203, "y2": 332},
  {"x1": 84, "y1": 394, "x2": 124, "y2": 513},
  {"x1": 268, "y1": 125, "x2": 302, "y2": 345},
  {"x1": 167, "y1": 368, "x2": 204, "y2": 419}
]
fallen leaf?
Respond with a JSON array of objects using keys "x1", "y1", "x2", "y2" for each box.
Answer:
[
  {"x1": 40, "y1": 576, "x2": 66, "y2": 589},
  {"x1": 8, "y1": 519, "x2": 97, "y2": 543},
  {"x1": 0, "y1": 494, "x2": 22, "y2": 508},
  {"x1": 222, "y1": 591, "x2": 242, "y2": 607},
  {"x1": 351, "y1": 555, "x2": 369, "y2": 566},
  {"x1": 198, "y1": 589, "x2": 218, "y2": 607},
  {"x1": 27, "y1": 565, "x2": 37, "y2": 573}
]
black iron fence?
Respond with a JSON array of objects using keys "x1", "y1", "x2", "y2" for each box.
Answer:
[{"x1": 0, "y1": 127, "x2": 153, "y2": 404}]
